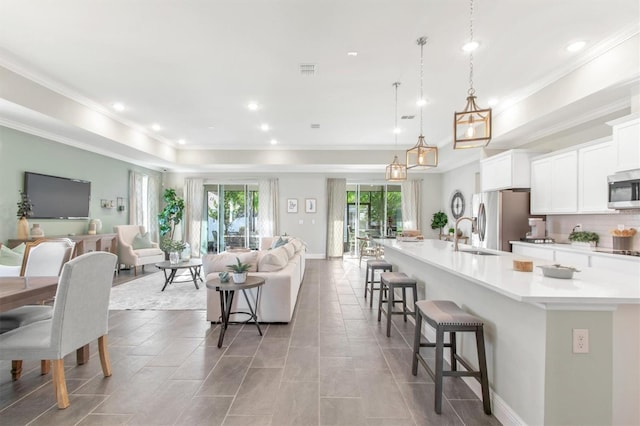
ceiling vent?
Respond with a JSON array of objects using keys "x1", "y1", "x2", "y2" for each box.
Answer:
[
  {"x1": 401, "y1": 115, "x2": 415, "y2": 120},
  {"x1": 299, "y1": 63, "x2": 318, "y2": 76},
  {"x1": 310, "y1": 124, "x2": 320, "y2": 129}
]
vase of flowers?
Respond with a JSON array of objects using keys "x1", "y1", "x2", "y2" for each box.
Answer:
[
  {"x1": 161, "y1": 237, "x2": 187, "y2": 264},
  {"x1": 16, "y1": 191, "x2": 34, "y2": 239}
]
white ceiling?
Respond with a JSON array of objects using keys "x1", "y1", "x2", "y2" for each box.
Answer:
[{"x1": 0, "y1": 0, "x2": 638, "y2": 173}]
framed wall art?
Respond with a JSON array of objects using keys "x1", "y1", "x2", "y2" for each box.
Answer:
[
  {"x1": 287, "y1": 198, "x2": 298, "y2": 213},
  {"x1": 305, "y1": 198, "x2": 317, "y2": 213}
]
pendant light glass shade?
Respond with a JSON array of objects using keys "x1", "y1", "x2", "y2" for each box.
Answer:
[
  {"x1": 386, "y1": 82, "x2": 407, "y2": 181},
  {"x1": 406, "y1": 36, "x2": 437, "y2": 169},
  {"x1": 386, "y1": 155, "x2": 407, "y2": 181},
  {"x1": 454, "y1": 0, "x2": 491, "y2": 149}
]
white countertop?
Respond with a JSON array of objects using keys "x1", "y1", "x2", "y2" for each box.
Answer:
[
  {"x1": 510, "y1": 240, "x2": 640, "y2": 262},
  {"x1": 377, "y1": 239, "x2": 640, "y2": 307}
]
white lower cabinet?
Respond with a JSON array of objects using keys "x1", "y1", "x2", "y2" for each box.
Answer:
[
  {"x1": 555, "y1": 250, "x2": 590, "y2": 268},
  {"x1": 512, "y1": 244, "x2": 555, "y2": 261},
  {"x1": 590, "y1": 255, "x2": 640, "y2": 276}
]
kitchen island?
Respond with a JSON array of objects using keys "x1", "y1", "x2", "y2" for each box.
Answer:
[{"x1": 376, "y1": 238, "x2": 640, "y2": 426}]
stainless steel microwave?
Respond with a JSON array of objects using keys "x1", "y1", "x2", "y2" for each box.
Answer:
[{"x1": 608, "y1": 170, "x2": 640, "y2": 209}]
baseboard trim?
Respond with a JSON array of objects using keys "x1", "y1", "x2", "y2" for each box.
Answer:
[{"x1": 306, "y1": 253, "x2": 326, "y2": 259}]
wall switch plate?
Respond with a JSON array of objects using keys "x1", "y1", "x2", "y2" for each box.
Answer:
[
  {"x1": 298, "y1": 219, "x2": 304, "y2": 225},
  {"x1": 573, "y1": 328, "x2": 589, "y2": 354}
]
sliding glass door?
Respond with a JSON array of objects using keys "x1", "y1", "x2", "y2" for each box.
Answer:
[
  {"x1": 345, "y1": 184, "x2": 402, "y2": 253},
  {"x1": 205, "y1": 184, "x2": 259, "y2": 253}
]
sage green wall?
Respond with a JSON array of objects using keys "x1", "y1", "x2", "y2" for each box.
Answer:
[
  {"x1": 544, "y1": 310, "x2": 613, "y2": 426},
  {"x1": 0, "y1": 126, "x2": 161, "y2": 245}
]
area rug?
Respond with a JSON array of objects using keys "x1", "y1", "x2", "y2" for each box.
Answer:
[{"x1": 109, "y1": 271, "x2": 206, "y2": 310}]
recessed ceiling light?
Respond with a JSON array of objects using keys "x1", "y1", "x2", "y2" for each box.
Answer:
[
  {"x1": 416, "y1": 98, "x2": 427, "y2": 107},
  {"x1": 247, "y1": 102, "x2": 259, "y2": 111},
  {"x1": 566, "y1": 40, "x2": 586, "y2": 52},
  {"x1": 347, "y1": 51, "x2": 358, "y2": 57},
  {"x1": 178, "y1": 139, "x2": 186, "y2": 145},
  {"x1": 462, "y1": 41, "x2": 479, "y2": 52},
  {"x1": 270, "y1": 139, "x2": 278, "y2": 145},
  {"x1": 151, "y1": 123, "x2": 162, "y2": 131},
  {"x1": 208, "y1": 126, "x2": 215, "y2": 129},
  {"x1": 112, "y1": 102, "x2": 125, "y2": 112},
  {"x1": 393, "y1": 127, "x2": 401, "y2": 134},
  {"x1": 260, "y1": 123, "x2": 270, "y2": 131},
  {"x1": 487, "y1": 98, "x2": 499, "y2": 107}
]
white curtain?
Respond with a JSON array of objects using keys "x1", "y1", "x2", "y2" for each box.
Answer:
[
  {"x1": 128, "y1": 171, "x2": 161, "y2": 241},
  {"x1": 147, "y1": 175, "x2": 160, "y2": 241},
  {"x1": 401, "y1": 179, "x2": 422, "y2": 232},
  {"x1": 258, "y1": 178, "x2": 279, "y2": 237},
  {"x1": 129, "y1": 171, "x2": 145, "y2": 226},
  {"x1": 326, "y1": 178, "x2": 346, "y2": 258},
  {"x1": 184, "y1": 178, "x2": 204, "y2": 258}
]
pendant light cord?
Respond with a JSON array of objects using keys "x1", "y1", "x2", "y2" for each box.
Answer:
[
  {"x1": 417, "y1": 37, "x2": 426, "y2": 136},
  {"x1": 393, "y1": 82, "x2": 400, "y2": 146},
  {"x1": 468, "y1": 0, "x2": 475, "y2": 95}
]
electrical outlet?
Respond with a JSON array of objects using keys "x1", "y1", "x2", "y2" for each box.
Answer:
[
  {"x1": 575, "y1": 224, "x2": 582, "y2": 230},
  {"x1": 573, "y1": 329, "x2": 589, "y2": 354}
]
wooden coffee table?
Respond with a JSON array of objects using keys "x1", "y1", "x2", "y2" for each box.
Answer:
[
  {"x1": 206, "y1": 275, "x2": 265, "y2": 348},
  {"x1": 155, "y1": 259, "x2": 203, "y2": 291}
]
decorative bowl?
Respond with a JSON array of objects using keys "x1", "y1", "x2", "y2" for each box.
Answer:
[{"x1": 538, "y1": 264, "x2": 580, "y2": 279}]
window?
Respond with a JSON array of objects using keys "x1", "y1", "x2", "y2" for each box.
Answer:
[
  {"x1": 345, "y1": 184, "x2": 402, "y2": 253},
  {"x1": 205, "y1": 184, "x2": 259, "y2": 253}
]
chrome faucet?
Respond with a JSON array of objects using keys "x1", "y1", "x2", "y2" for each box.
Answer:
[{"x1": 454, "y1": 216, "x2": 476, "y2": 252}]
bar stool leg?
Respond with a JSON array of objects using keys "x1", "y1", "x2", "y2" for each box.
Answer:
[
  {"x1": 364, "y1": 266, "x2": 370, "y2": 299},
  {"x1": 412, "y1": 310, "x2": 422, "y2": 375},
  {"x1": 369, "y1": 269, "x2": 376, "y2": 308},
  {"x1": 450, "y1": 331, "x2": 457, "y2": 371},
  {"x1": 386, "y1": 283, "x2": 394, "y2": 337},
  {"x1": 476, "y1": 326, "x2": 492, "y2": 415},
  {"x1": 434, "y1": 325, "x2": 445, "y2": 414},
  {"x1": 402, "y1": 287, "x2": 408, "y2": 322},
  {"x1": 377, "y1": 280, "x2": 384, "y2": 322}
]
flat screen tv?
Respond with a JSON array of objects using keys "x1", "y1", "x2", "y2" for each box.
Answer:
[{"x1": 24, "y1": 172, "x2": 91, "y2": 219}]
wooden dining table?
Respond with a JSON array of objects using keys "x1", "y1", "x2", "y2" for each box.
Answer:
[{"x1": 0, "y1": 276, "x2": 90, "y2": 365}]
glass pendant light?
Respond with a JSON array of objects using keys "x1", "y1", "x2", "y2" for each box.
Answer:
[
  {"x1": 454, "y1": 0, "x2": 492, "y2": 149},
  {"x1": 406, "y1": 36, "x2": 438, "y2": 169},
  {"x1": 386, "y1": 82, "x2": 407, "y2": 181}
]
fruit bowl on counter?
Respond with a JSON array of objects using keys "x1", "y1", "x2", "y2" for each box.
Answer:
[{"x1": 538, "y1": 264, "x2": 581, "y2": 279}]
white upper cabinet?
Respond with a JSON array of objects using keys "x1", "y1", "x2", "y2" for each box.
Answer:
[
  {"x1": 480, "y1": 150, "x2": 541, "y2": 192},
  {"x1": 531, "y1": 151, "x2": 578, "y2": 214},
  {"x1": 578, "y1": 140, "x2": 615, "y2": 213},
  {"x1": 608, "y1": 114, "x2": 640, "y2": 172}
]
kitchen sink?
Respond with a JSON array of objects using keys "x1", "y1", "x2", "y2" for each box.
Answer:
[{"x1": 457, "y1": 249, "x2": 498, "y2": 256}]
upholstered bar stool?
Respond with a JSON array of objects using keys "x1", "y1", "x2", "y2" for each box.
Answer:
[
  {"x1": 377, "y1": 272, "x2": 417, "y2": 337},
  {"x1": 364, "y1": 259, "x2": 392, "y2": 307},
  {"x1": 411, "y1": 300, "x2": 491, "y2": 415}
]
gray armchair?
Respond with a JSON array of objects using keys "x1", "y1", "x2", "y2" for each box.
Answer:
[{"x1": 0, "y1": 252, "x2": 118, "y2": 409}]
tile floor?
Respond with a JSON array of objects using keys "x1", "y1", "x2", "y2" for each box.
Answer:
[{"x1": 0, "y1": 258, "x2": 501, "y2": 425}]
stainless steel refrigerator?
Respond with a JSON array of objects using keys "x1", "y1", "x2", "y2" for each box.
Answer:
[{"x1": 471, "y1": 189, "x2": 532, "y2": 252}]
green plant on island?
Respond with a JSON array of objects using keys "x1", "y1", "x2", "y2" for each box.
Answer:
[
  {"x1": 568, "y1": 231, "x2": 599, "y2": 243},
  {"x1": 226, "y1": 257, "x2": 252, "y2": 273},
  {"x1": 160, "y1": 237, "x2": 186, "y2": 253},
  {"x1": 448, "y1": 227, "x2": 455, "y2": 235},
  {"x1": 17, "y1": 190, "x2": 34, "y2": 218},
  {"x1": 431, "y1": 211, "x2": 449, "y2": 235}
]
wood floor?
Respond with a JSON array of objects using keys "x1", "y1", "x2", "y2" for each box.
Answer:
[{"x1": 0, "y1": 258, "x2": 501, "y2": 425}]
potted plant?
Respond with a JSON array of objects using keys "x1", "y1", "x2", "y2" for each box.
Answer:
[
  {"x1": 160, "y1": 237, "x2": 186, "y2": 264},
  {"x1": 226, "y1": 257, "x2": 252, "y2": 283},
  {"x1": 448, "y1": 227, "x2": 455, "y2": 236},
  {"x1": 431, "y1": 211, "x2": 449, "y2": 236},
  {"x1": 568, "y1": 231, "x2": 599, "y2": 250},
  {"x1": 158, "y1": 188, "x2": 185, "y2": 259},
  {"x1": 16, "y1": 190, "x2": 34, "y2": 239}
]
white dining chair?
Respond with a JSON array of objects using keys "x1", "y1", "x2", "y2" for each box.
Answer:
[{"x1": 0, "y1": 251, "x2": 118, "y2": 409}]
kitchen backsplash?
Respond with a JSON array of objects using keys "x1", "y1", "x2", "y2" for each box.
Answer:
[{"x1": 546, "y1": 212, "x2": 640, "y2": 249}]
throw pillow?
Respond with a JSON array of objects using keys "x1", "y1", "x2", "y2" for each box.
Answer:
[
  {"x1": 0, "y1": 244, "x2": 24, "y2": 266},
  {"x1": 271, "y1": 236, "x2": 288, "y2": 249},
  {"x1": 132, "y1": 232, "x2": 153, "y2": 249},
  {"x1": 11, "y1": 243, "x2": 26, "y2": 255},
  {"x1": 257, "y1": 246, "x2": 289, "y2": 272},
  {"x1": 282, "y1": 242, "x2": 295, "y2": 259}
]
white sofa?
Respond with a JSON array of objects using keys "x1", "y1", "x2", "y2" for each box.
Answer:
[{"x1": 204, "y1": 236, "x2": 306, "y2": 323}]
